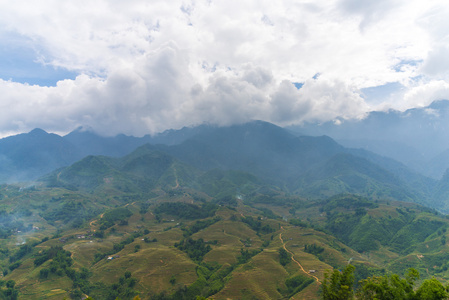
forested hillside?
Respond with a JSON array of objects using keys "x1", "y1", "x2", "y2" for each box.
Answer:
[{"x1": 0, "y1": 121, "x2": 449, "y2": 299}]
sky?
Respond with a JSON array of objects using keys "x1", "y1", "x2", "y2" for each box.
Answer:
[{"x1": 1, "y1": 0, "x2": 449, "y2": 137}]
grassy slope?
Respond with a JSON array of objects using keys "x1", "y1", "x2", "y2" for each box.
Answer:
[{"x1": 1, "y1": 181, "x2": 449, "y2": 299}]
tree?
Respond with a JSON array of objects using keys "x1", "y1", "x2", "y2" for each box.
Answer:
[
  {"x1": 415, "y1": 277, "x2": 448, "y2": 300},
  {"x1": 5, "y1": 280, "x2": 15, "y2": 289},
  {"x1": 322, "y1": 264, "x2": 355, "y2": 300},
  {"x1": 356, "y1": 268, "x2": 419, "y2": 300},
  {"x1": 124, "y1": 271, "x2": 132, "y2": 279},
  {"x1": 323, "y1": 266, "x2": 449, "y2": 300},
  {"x1": 279, "y1": 248, "x2": 291, "y2": 266},
  {"x1": 39, "y1": 268, "x2": 49, "y2": 279}
]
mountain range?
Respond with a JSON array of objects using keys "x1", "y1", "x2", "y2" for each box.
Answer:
[
  {"x1": 1, "y1": 116, "x2": 448, "y2": 211},
  {"x1": 290, "y1": 99, "x2": 449, "y2": 179},
  {"x1": 0, "y1": 124, "x2": 211, "y2": 183},
  {"x1": 2, "y1": 105, "x2": 449, "y2": 298}
]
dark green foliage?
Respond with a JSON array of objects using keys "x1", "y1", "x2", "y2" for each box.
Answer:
[
  {"x1": 322, "y1": 198, "x2": 446, "y2": 254},
  {"x1": 93, "y1": 232, "x2": 142, "y2": 263},
  {"x1": 89, "y1": 272, "x2": 139, "y2": 300},
  {"x1": 352, "y1": 263, "x2": 385, "y2": 288},
  {"x1": 143, "y1": 237, "x2": 157, "y2": 243},
  {"x1": 415, "y1": 277, "x2": 448, "y2": 300},
  {"x1": 155, "y1": 202, "x2": 217, "y2": 220},
  {"x1": 181, "y1": 217, "x2": 221, "y2": 237},
  {"x1": 39, "y1": 268, "x2": 49, "y2": 279},
  {"x1": 5, "y1": 281, "x2": 14, "y2": 289},
  {"x1": 283, "y1": 275, "x2": 314, "y2": 297},
  {"x1": 139, "y1": 202, "x2": 150, "y2": 215},
  {"x1": 322, "y1": 267, "x2": 449, "y2": 300},
  {"x1": 258, "y1": 207, "x2": 278, "y2": 219},
  {"x1": 325, "y1": 211, "x2": 378, "y2": 253},
  {"x1": 40, "y1": 200, "x2": 96, "y2": 228},
  {"x1": 93, "y1": 230, "x2": 104, "y2": 238},
  {"x1": 8, "y1": 262, "x2": 20, "y2": 271},
  {"x1": 70, "y1": 289, "x2": 83, "y2": 299},
  {"x1": 289, "y1": 218, "x2": 309, "y2": 227},
  {"x1": 419, "y1": 252, "x2": 449, "y2": 273},
  {"x1": 0, "y1": 279, "x2": 19, "y2": 300},
  {"x1": 154, "y1": 262, "x2": 234, "y2": 299},
  {"x1": 322, "y1": 264, "x2": 355, "y2": 300},
  {"x1": 242, "y1": 216, "x2": 275, "y2": 234},
  {"x1": 389, "y1": 217, "x2": 446, "y2": 253},
  {"x1": 34, "y1": 246, "x2": 69, "y2": 267},
  {"x1": 99, "y1": 208, "x2": 133, "y2": 229},
  {"x1": 237, "y1": 248, "x2": 261, "y2": 264},
  {"x1": 278, "y1": 248, "x2": 291, "y2": 266},
  {"x1": 356, "y1": 268, "x2": 420, "y2": 300},
  {"x1": 304, "y1": 244, "x2": 325, "y2": 256},
  {"x1": 47, "y1": 247, "x2": 73, "y2": 275},
  {"x1": 9, "y1": 244, "x2": 32, "y2": 263},
  {"x1": 175, "y1": 238, "x2": 212, "y2": 263}
]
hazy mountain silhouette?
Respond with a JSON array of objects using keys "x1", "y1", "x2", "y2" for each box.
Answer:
[
  {"x1": 289, "y1": 100, "x2": 449, "y2": 179},
  {"x1": 152, "y1": 121, "x2": 434, "y2": 206},
  {"x1": 2, "y1": 120, "x2": 449, "y2": 210},
  {"x1": 0, "y1": 125, "x2": 215, "y2": 182},
  {"x1": 0, "y1": 128, "x2": 78, "y2": 182}
]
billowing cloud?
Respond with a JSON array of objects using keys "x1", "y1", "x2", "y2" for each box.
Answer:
[
  {"x1": 403, "y1": 80, "x2": 449, "y2": 108},
  {"x1": 0, "y1": 0, "x2": 449, "y2": 137}
]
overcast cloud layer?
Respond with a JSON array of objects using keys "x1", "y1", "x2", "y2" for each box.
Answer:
[{"x1": 1, "y1": 0, "x2": 449, "y2": 137}]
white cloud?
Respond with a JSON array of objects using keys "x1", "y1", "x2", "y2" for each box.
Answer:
[
  {"x1": 402, "y1": 80, "x2": 449, "y2": 108},
  {"x1": 0, "y1": 0, "x2": 449, "y2": 136}
]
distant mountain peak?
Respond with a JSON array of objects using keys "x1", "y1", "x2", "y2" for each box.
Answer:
[
  {"x1": 28, "y1": 128, "x2": 48, "y2": 136},
  {"x1": 70, "y1": 125, "x2": 95, "y2": 134},
  {"x1": 428, "y1": 99, "x2": 449, "y2": 110}
]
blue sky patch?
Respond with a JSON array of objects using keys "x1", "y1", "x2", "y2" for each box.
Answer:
[
  {"x1": 0, "y1": 33, "x2": 78, "y2": 86},
  {"x1": 361, "y1": 82, "x2": 404, "y2": 104},
  {"x1": 293, "y1": 82, "x2": 304, "y2": 89}
]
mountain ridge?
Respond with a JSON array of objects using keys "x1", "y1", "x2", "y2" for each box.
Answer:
[
  {"x1": 289, "y1": 99, "x2": 449, "y2": 179},
  {"x1": 2, "y1": 119, "x2": 449, "y2": 211}
]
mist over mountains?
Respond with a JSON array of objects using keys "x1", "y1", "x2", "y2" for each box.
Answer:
[
  {"x1": 0, "y1": 125, "x2": 212, "y2": 183},
  {"x1": 2, "y1": 109, "x2": 449, "y2": 211},
  {"x1": 4, "y1": 103, "x2": 449, "y2": 298},
  {"x1": 290, "y1": 99, "x2": 449, "y2": 179}
]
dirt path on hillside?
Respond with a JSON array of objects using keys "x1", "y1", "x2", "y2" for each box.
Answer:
[
  {"x1": 89, "y1": 220, "x2": 96, "y2": 232},
  {"x1": 173, "y1": 167, "x2": 179, "y2": 188},
  {"x1": 89, "y1": 212, "x2": 106, "y2": 232},
  {"x1": 279, "y1": 228, "x2": 321, "y2": 284}
]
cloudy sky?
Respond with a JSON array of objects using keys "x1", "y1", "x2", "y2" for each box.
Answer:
[{"x1": 1, "y1": 0, "x2": 449, "y2": 137}]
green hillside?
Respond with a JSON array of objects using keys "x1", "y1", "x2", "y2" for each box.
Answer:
[
  {"x1": 0, "y1": 171, "x2": 448, "y2": 299},
  {"x1": 1, "y1": 123, "x2": 449, "y2": 299}
]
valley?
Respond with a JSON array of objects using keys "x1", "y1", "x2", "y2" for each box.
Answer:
[{"x1": 1, "y1": 121, "x2": 449, "y2": 299}]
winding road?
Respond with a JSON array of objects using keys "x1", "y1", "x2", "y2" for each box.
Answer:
[{"x1": 279, "y1": 228, "x2": 321, "y2": 284}]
